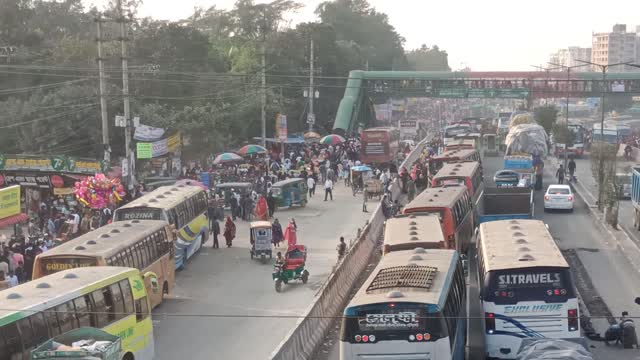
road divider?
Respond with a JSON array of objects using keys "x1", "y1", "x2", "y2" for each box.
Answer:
[{"x1": 269, "y1": 135, "x2": 431, "y2": 360}]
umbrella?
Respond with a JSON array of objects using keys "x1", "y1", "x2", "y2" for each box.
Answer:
[
  {"x1": 238, "y1": 144, "x2": 267, "y2": 155},
  {"x1": 351, "y1": 165, "x2": 372, "y2": 172},
  {"x1": 319, "y1": 134, "x2": 345, "y2": 145},
  {"x1": 175, "y1": 179, "x2": 208, "y2": 190},
  {"x1": 213, "y1": 152, "x2": 243, "y2": 164}
]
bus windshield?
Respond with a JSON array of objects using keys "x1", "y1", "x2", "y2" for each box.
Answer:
[
  {"x1": 434, "y1": 177, "x2": 465, "y2": 187},
  {"x1": 38, "y1": 256, "x2": 97, "y2": 276},
  {"x1": 342, "y1": 303, "x2": 444, "y2": 342},
  {"x1": 484, "y1": 268, "x2": 575, "y2": 304},
  {"x1": 444, "y1": 125, "x2": 470, "y2": 137},
  {"x1": 114, "y1": 207, "x2": 165, "y2": 221},
  {"x1": 569, "y1": 126, "x2": 585, "y2": 144}
]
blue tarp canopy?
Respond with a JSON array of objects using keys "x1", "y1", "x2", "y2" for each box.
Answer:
[{"x1": 253, "y1": 136, "x2": 305, "y2": 144}]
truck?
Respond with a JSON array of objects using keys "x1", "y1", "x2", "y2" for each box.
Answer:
[
  {"x1": 477, "y1": 187, "x2": 534, "y2": 223},
  {"x1": 631, "y1": 167, "x2": 640, "y2": 229}
]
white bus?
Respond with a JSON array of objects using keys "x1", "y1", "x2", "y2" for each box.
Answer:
[
  {"x1": 477, "y1": 219, "x2": 579, "y2": 359},
  {"x1": 340, "y1": 248, "x2": 466, "y2": 360}
]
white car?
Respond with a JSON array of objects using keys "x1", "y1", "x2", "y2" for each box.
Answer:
[{"x1": 544, "y1": 185, "x2": 574, "y2": 212}]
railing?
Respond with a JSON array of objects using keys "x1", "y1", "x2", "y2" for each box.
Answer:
[{"x1": 269, "y1": 133, "x2": 432, "y2": 360}]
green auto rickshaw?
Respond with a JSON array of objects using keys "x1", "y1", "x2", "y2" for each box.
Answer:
[{"x1": 271, "y1": 178, "x2": 308, "y2": 207}]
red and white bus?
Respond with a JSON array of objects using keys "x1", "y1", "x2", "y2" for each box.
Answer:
[
  {"x1": 428, "y1": 148, "x2": 481, "y2": 176},
  {"x1": 403, "y1": 186, "x2": 475, "y2": 254},
  {"x1": 360, "y1": 127, "x2": 400, "y2": 165}
]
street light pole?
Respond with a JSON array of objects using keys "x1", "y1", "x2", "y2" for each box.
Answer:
[
  {"x1": 548, "y1": 62, "x2": 590, "y2": 171},
  {"x1": 576, "y1": 60, "x2": 634, "y2": 209}
]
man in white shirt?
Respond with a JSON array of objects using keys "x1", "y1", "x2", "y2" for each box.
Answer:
[
  {"x1": 324, "y1": 178, "x2": 333, "y2": 201},
  {"x1": 7, "y1": 270, "x2": 18, "y2": 287},
  {"x1": 307, "y1": 177, "x2": 315, "y2": 197}
]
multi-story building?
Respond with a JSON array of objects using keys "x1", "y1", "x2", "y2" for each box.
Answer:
[
  {"x1": 591, "y1": 24, "x2": 638, "y2": 72},
  {"x1": 548, "y1": 47, "x2": 592, "y2": 68}
]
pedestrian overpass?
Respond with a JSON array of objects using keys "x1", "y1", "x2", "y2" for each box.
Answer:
[{"x1": 332, "y1": 70, "x2": 640, "y2": 135}]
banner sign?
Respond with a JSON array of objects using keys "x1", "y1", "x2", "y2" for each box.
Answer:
[
  {"x1": 0, "y1": 154, "x2": 105, "y2": 174},
  {"x1": 278, "y1": 114, "x2": 288, "y2": 142},
  {"x1": 152, "y1": 138, "x2": 168, "y2": 157},
  {"x1": 137, "y1": 134, "x2": 180, "y2": 159},
  {"x1": 0, "y1": 185, "x2": 21, "y2": 219},
  {"x1": 167, "y1": 132, "x2": 181, "y2": 152},
  {"x1": 137, "y1": 143, "x2": 153, "y2": 159},
  {"x1": 134, "y1": 124, "x2": 165, "y2": 141}
]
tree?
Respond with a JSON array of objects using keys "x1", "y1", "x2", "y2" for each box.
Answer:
[
  {"x1": 315, "y1": 0, "x2": 407, "y2": 71},
  {"x1": 590, "y1": 142, "x2": 618, "y2": 222},
  {"x1": 406, "y1": 44, "x2": 450, "y2": 71},
  {"x1": 533, "y1": 105, "x2": 558, "y2": 134},
  {"x1": 552, "y1": 123, "x2": 573, "y2": 147}
]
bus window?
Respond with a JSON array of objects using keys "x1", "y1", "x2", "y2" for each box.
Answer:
[
  {"x1": 120, "y1": 280, "x2": 134, "y2": 313},
  {"x1": 136, "y1": 297, "x2": 149, "y2": 322},
  {"x1": 44, "y1": 308, "x2": 61, "y2": 337},
  {"x1": 110, "y1": 283, "x2": 127, "y2": 322},
  {"x1": 73, "y1": 296, "x2": 92, "y2": 328},
  {"x1": 1, "y1": 323, "x2": 21, "y2": 359},
  {"x1": 92, "y1": 289, "x2": 110, "y2": 326},
  {"x1": 56, "y1": 302, "x2": 77, "y2": 333}
]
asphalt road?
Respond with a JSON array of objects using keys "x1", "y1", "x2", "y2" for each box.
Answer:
[
  {"x1": 151, "y1": 183, "x2": 371, "y2": 360},
  {"x1": 315, "y1": 155, "x2": 640, "y2": 360}
]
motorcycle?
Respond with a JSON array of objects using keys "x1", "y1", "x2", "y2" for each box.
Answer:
[{"x1": 605, "y1": 311, "x2": 638, "y2": 348}]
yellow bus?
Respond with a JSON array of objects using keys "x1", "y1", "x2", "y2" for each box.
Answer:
[
  {"x1": 0, "y1": 267, "x2": 154, "y2": 360},
  {"x1": 114, "y1": 185, "x2": 209, "y2": 269},
  {"x1": 32, "y1": 220, "x2": 175, "y2": 309}
]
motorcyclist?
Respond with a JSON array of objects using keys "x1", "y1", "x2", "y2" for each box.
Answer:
[
  {"x1": 625, "y1": 144, "x2": 633, "y2": 161},
  {"x1": 275, "y1": 251, "x2": 285, "y2": 267}
]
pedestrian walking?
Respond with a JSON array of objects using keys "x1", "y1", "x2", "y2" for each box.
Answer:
[
  {"x1": 535, "y1": 162, "x2": 544, "y2": 190},
  {"x1": 284, "y1": 219, "x2": 298, "y2": 248},
  {"x1": 272, "y1": 219, "x2": 283, "y2": 247},
  {"x1": 267, "y1": 191, "x2": 276, "y2": 218},
  {"x1": 307, "y1": 176, "x2": 315, "y2": 197},
  {"x1": 211, "y1": 218, "x2": 220, "y2": 248},
  {"x1": 568, "y1": 158, "x2": 576, "y2": 182},
  {"x1": 230, "y1": 191, "x2": 239, "y2": 221},
  {"x1": 223, "y1": 217, "x2": 236, "y2": 247},
  {"x1": 362, "y1": 184, "x2": 369, "y2": 213},
  {"x1": 556, "y1": 164, "x2": 565, "y2": 184},
  {"x1": 324, "y1": 178, "x2": 333, "y2": 201},
  {"x1": 407, "y1": 178, "x2": 416, "y2": 202},
  {"x1": 337, "y1": 237, "x2": 347, "y2": 259}
]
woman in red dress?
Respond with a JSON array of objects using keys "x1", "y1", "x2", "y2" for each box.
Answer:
[
  {"x1": 254, "y1": 195, "x2": 269, "y2": 220},
  {"x1": 283, "y1": 218, "x2": 298, "y2": 248},
  {"x1": 223, "y1": 216, "x2": 236, "y2": 247}
]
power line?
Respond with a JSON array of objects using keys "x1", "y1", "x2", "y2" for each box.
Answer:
[
  {"x1": 0, "y1": 104, "x2": 98, "y2": 129},
  {"x1": 0, "y1": 307, "x2": 612, "y2": 321},
  {"x1": 0, "y1": 78, "x2": 91, "y2": 95}
]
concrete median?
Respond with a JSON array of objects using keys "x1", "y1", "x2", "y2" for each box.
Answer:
[{"x1": 269, "y1": 135, "x2": 431, "y2": 360}]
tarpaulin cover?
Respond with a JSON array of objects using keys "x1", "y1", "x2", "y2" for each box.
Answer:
[
  {"x1": 516, "y1": 339, "x2": 593, "y2": 360},
  {"x1": 506, "y1": 123, "x2": 548, "y2": 156}
]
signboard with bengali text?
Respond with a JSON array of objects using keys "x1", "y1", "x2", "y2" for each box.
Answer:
[
  {"x1": 0, "y1": 185, "x2": 21, "y2": 219},
  {"x1": 0, "y1": 154, "x2": 105, "y2": 174}
]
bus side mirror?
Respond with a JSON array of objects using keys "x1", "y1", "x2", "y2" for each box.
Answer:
[
  {"x1": 635, "y1": 297, "x2": 640, "y2": 305},
  {"x1": 144, "y1": 272, "x2": 159, "y2": 294}
]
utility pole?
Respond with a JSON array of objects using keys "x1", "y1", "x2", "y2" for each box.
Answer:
[
  {"x1": 577, "y1": 59, "x2": 635, "y2": 210},
  {"x1": 547, "y1": 62, "x2": 589, "y2": 171},
  {"x1": 95, "y1": 17, "x2": 110, "y2": 163},
  {"x1": 261, "y1": 43, "x2": 267, "y2": 148},
  {"x1": 308, "y1": 36, "x2": 315, "y2": 132},
  {"x1": 118, "y1": 0, "x2": 135, "y2": 187}
]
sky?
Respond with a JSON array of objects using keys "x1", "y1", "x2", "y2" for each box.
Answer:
[{"x1": 83, "y1": 0, "x2": 640, "y2": 71}]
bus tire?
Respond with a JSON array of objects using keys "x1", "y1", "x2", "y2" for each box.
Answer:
[
  {"x1": 163, "y1": 281, "x2": 169, "y2": 295},
  {"x1": 122, "y1": 352, "x2": 134, "y2": 360}
]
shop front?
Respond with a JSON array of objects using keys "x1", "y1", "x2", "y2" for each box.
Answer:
[{"x1": 0, "y1": 154, "x2": 108, "y2": 215}]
